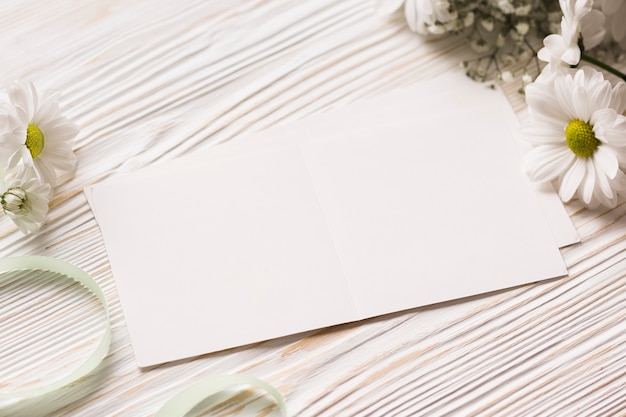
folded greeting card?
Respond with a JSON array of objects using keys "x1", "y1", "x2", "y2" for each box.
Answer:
[{"x1": 86, "y1": 72, "x2": 575, "y2": 367}]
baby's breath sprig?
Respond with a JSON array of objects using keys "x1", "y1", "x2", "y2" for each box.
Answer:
[
  {"x1": 378, "y1": 0, "x2": 566, "y2": 84},
  {"x1": 460, "y1": 0, "x2": 560, "y2": 84}
]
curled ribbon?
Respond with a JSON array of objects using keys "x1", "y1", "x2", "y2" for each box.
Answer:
[
  {"x1": 0, "y1": 256, "x2": 287, "y2": 416},
  {"x1": 155, "y1": 374, "x2": 288, "y2": 417},
  {"x1": 0, "y1": 256, "x2": 111, "y2": 409}
]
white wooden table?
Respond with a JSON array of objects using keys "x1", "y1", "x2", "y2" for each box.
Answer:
[{"x1": 1, "y1": 1, "x2": 625, "y2": 416}]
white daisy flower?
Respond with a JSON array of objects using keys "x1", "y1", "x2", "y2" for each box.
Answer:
[
  {"x1": 523, "y1": 67, "x2": 626, "y2": 209},
  {"x1": 375, "y1": 0, "x2": 459, "y2": 35},
  {"x1": 0, "y1": 167, "x2": 51, "y2": 234},
  {"x1": 405, "y1": 0, "x2": 459, "y2": 35},
  {"x1": 537, "y1": 0, "x2": 605, "y2": 80},
  {"x1": 0, "y1": 80, "x2": 79, "y2": 186},
  {"x1": 557, "y1": 0, "x2": 605, "y2": 49}
]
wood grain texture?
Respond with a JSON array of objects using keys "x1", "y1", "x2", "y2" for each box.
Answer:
[{"x1": 1, "y1": 1, "x2": 625, "y2": 416}]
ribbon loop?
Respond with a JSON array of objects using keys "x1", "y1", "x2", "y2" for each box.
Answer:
[
  {"x1": 0, "y1": 256, "x2": 287, "y2": 416},
  {"x1": 155, "y1": 374, "x2": 288, "y2": 417},
  {"x1": 0, "y1": 256, "x2": 111, "y2": 409}
]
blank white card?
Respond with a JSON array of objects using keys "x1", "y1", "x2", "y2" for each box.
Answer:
[{"x1": 86, "y1": 73, "x2": 572, "y2": 366}]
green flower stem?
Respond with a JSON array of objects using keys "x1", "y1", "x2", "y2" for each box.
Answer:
[{"x1": 580, "y1": 54, "x2": 626, "y2": 81}]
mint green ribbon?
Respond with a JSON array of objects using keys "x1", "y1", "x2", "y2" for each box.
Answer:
[
  {"x1": 155, "y1": 374, "x2": 288, "y2": 417},
  {"x1": 0, "y1": 256, "x2": 288, "y2": 416},
  {"x1": 0, "y1": 256, "x2": 111, "y2": 409}
]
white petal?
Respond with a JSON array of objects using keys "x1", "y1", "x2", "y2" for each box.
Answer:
[
  {"x1": 581, "y1": 158, "x2": 596, "y2": 204},
  {"x1": 571, "y1": 84, "x2": 591, "y2": 120},
  {"x1": 7, "y1": 149, "x2": 21, "y2": 169},
  {"x1": 598, "y1": 115, "x2": 626, "y2": 146},
  {"x1": 526, "y1": 83, "x2": 568, "y2": 123},
  {"x1": 594, "y1": 146, "x2": 619, "y2": 179},
  {"x1": 542, "y1": 34, "x2": 566, "y2": 55},
  {"x1": 610, "y1": 82, "x2": 626, "y2": 114},
  {"x1": 573, "y1": 0, "x2": 593, "y2": 19},
  {"x1": 588, "y1": 77, "x2": 612, "y2": 111},
  {"x1": 32, "y1": 95, "x2": 60, "y2": 126},
  {"x1": 553, "y1": 77, "x2": 578, "y2": 120},
  {"x1": 43, "y1": 120, "x2": 80, "y2": 143},
  {"x1": 43, "y1": 149, "x2": 77, "y2": 172},
  {"x1": 27, "y1": 81, "x2": 38, "y2": 116},
  {"x1": 520, "y1": 124, "x2": 564, "y2": 144},
  {"x1": 14, "y1": 104, "x2": 29, "y2": 127},
  {"x1": 526, "y1": 145, "x2": 574, "y2": 182},
  {"x1": 404, "y1": 0, "x2": 420, "y2": 32},
  {"x1": 559, "y1": 157, "x2": 585, "y2": 201},
  {"x1": 561, "y1": 46, "x2": 581, "y2": 65},
  {"x1": 612, "y1": 169, "x2": 626, "y2": 196},
  {"x1": 591, "y1": 108, "x2": 616, "y2": 128},
  {"x1": 595, "y1": 162, "x2": 614, "y2": 199},
  {"x1": 537, "y1": 46, "x2": 553, "y2": 63},
  {"x1": 8, "y1": 82, "x2": 30, "y2": 114},
  {"x1": 34, "y1": 158, "x2": 58, "y2": 186}
]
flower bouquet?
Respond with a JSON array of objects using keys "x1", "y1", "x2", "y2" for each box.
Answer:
[
  {"x1": 379, "y1": 0, "x2": 626, "y2": 209},
  {"x1": 0, "y1": 81, "x2": 79, "y2": 233}
]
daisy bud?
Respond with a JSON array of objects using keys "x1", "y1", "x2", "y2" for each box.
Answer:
[
  {"x1": 2, "y1": 187, "x2": 28, "y2": 215},
  {"x1": 0, "y1": 169, "x2": 51, "y2": 234}
]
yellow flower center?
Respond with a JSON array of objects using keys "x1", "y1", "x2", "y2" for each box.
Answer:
[
  {"x1": 26, "y1": 123, "x2": 45, "y2": 159},
  {"x1": 565, "y1": 119, "x2": 599, "y2": 158}
]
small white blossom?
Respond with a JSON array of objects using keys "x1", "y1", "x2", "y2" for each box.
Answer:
[
  {"x1": 500, "y1": 71, "x2": 514, "y2": 82},
  {"x1": 481, "y1": 17, "x2": 495, "y2": 32},
  {"x1": 0, "y1": 168, "x2": 51, "y2": 234},
  {"x1": 496, "y1": 32, "x2": 506, "y2": 47},
  {"x1": 428, "y1": 23, "x2": 447, "y2": 35},
  {"x1": 377, "y1": 0, "x2": 460, "y2": 35},
  {"x1": 470, "y1": 38, "x2": 491, "y2": 53},
  {"x1": 522, "y1": 73, "x2": 533, "y2": 84},
  {"x1": 502, "y1": 53, "x2": 516, "y2": 66},
  {"x1": 496, "y1": 0, "x2": 516, "y2": 14},
  {"x1": 515, "y1": 21, "x2": 530, "y2": 36}
]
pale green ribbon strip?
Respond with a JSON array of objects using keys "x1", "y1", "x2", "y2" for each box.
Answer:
[
  {"x1": 0, "y1": 256, "x2": 288, "y2": 416},
  {"x1": 155, "y1": 374, "x2": 288, "y2": 417},
  {"x1": 0, "y1": 255, "x2": 112, "y2": 409}
]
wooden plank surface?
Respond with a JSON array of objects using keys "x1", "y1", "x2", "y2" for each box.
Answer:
[{"x1": 1, "y1": 1, "x2": 625, "y2": 416}]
